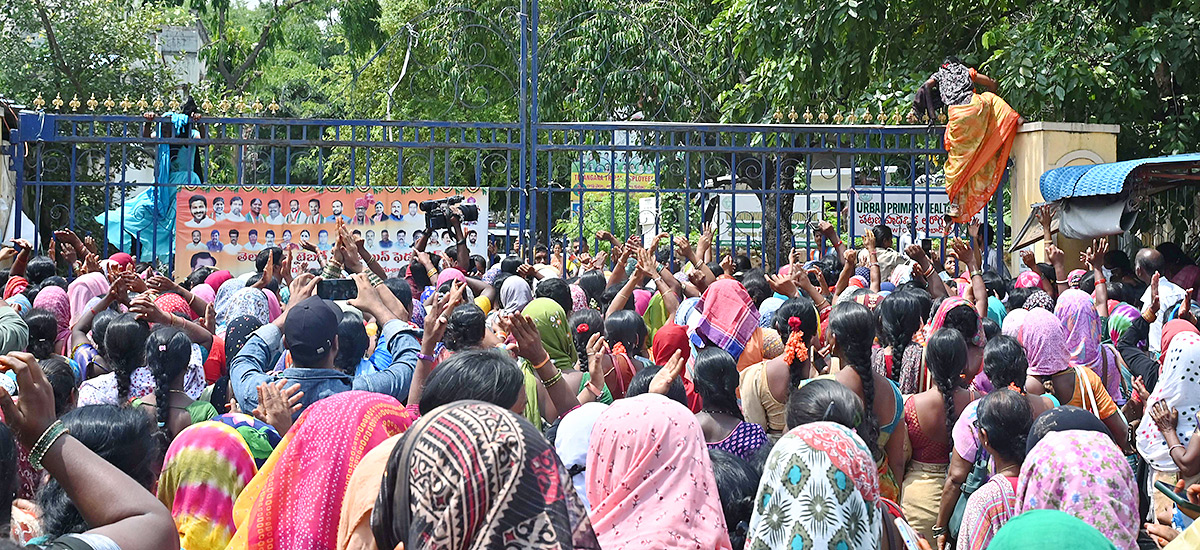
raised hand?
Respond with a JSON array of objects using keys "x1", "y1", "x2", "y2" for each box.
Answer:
[
  {"x1": 815, "y1": 220, "x2": 836, "y2": 237},
  {"x1": 203, "y1": 302, "x2": 216, "y2": 333},
  {"x1": 634, "y1": 247, "x2": 656, "y2": 280},
  {"x1": 584, "y1": 332, "x2": 609, "y2": 398},
  {"x1": 281, "y1": 247, "x2": 295, "y2": 280},
  {"x1": 674, "y1": 236, "x2": 695, "y2": 261},
  {"x1": 649, "y1": 350, "x2": 684, "y2": 395},
  {"x1": 82, "y1": 235, "x2": 98, "y2": 255},
  {"x1": 949, "y1": 238, "x2": 978, "y2": 269},
  {"x1": 842, "y1": 248, "x2": 858, "y2": 268},
  {"x1": 517, "y1": 263, "x2": 537, "y2": 279},
  {"x1": 146, "y1": 274, "x2": 180, "y2": 294},
  {"x1": 1044, "y1": 243, "x2": 1065, "y2": 268},
  {"x1": 130, "y1": 293, "x2": 168, "y2": 325},
  {"x1": 507, "y1": 312, "x2": 550, "y2": 365},
  {"x1": 252, "y1": 379, "x2": 304, "y2": 434},
  {"x1": 1082, "y1": 238, "x2": 1108, "y2": 271},
  {"x1": 767, "y1": 273, "x2": 798, "y2": 298},
  {"x1": 1018, "y1": 249, "x2": 1037, "y2": 270},
  {"x1": 287, "y1": 273, "x2": 321, "y2": 308},
  {"x1": 253, "y1": 261, "x2": 277, "y2": 289},
  {"x1": 698, "y1": 224, "x2": 715, "y2": 252},
  {"x1": 1036, "y1": 204, "x2": 1055, "y2": 234},
  {"x1": 0, "y1": 352, "x2": 58, "y2": 447},
  {"x1": 967, "y1": 219, "x2": 982, "y2": 241}
]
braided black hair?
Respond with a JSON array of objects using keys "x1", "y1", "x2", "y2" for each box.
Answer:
[
  {"x1": 829, "y1": 301, "x2": 881, "y2": 458},
  {"x1": 104, "y1": 313, "x2": 150, "y2": 403},
  {"x1": 926, "y1": 327, "x2": 968, "y2": 437},
  {"x1": 145, "y1": 327, "x2": 192, "y2": 433},
  {"x1": 569, "y1": 308, "x2": 603, "y2": 369},
  {"x1": 883, "y1": 289, "x2": 931, "y2": 366}
]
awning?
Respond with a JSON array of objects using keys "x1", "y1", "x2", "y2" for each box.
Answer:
[
  {"x1": 1011, "y1": 153, "x2": 1200, "y2": 251},
  {"x1": 1040, "y1": 153, "x2": 1200, "y2": 201}
]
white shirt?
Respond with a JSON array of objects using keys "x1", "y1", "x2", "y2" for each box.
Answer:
[
  {"x1": 185, "y1": 241, "x2": 206, "y2": 251},
  {"x1": 264, "y1": 214, "x2": 286, "y2": 224},
  {"x1": 1141, "y1": 277, "x2": 1187, "y2": 354},
  {"x1": 222, "y1": 212, "x2": 245, "y2": 223},
  {"x1": 224, "y1": 243, "x2": 243, "y2": 255},
  {"x1": 185, "y1": 217, "x2": 215, "y2": 228},
  {"x1": 243, "y1": 242, "x2": 264, "y2": 252}
]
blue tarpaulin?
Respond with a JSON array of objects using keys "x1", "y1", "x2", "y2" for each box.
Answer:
[{"x1": 1040, "y1": 153, "x2": 1200, "y2": 202}]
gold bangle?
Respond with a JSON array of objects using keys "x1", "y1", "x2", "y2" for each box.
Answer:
[
  {"x1": 532, "y1": 356, "x2": 551, "y2": 371},
  {"x1": 542, "y1": 369, "x2": 563, "y2": 388}
]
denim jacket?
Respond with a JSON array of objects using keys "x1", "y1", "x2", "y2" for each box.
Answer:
[{"x1": 230, "y1": 320, "x2": 422, "y2": 414}]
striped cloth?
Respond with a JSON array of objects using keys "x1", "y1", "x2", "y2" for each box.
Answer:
[
  {"x1": 157, "y1": 421, "x2": 258, "y2": 550},
  {"x1": 685, "y1": 279, "x2": 760, "y2": 361}
]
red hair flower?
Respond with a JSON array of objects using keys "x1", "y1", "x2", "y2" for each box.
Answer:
[
  {"x1": 788, "y1": 316, "x2": 803, "y2": 331},
  {"x1": 576, "y1": 323, "x2": 590, "y2": 334}
]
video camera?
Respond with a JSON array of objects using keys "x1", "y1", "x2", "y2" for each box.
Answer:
[{"x1": 420, "y1": 195, "x2": 479, "y2": 230}]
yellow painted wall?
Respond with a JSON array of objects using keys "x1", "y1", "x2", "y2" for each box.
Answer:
[{"x1": 1009, "y1": 122, "x2": 1120, "y2": 272}]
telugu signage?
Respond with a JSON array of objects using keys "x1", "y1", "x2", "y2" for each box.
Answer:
[{"x1": 849, "y1": 187, "x2": 982, "y2": 237}]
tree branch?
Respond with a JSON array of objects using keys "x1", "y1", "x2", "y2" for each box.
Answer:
[
  {"x1": 227, "y1": 0, "x2": 317, "y2": 90},
  {"x1": 32, "y1": 0, "x2": 84, "y2": 96}
]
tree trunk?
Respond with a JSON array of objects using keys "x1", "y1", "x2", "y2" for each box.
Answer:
[
  {"x1": 758, "y1": 156, "x2": 797, "y2": 273},
  {"x1": 738, "y1": 153, "x2": 797, "y2": 272}
]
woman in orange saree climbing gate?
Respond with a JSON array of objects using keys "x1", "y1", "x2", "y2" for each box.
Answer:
[{"x1": 915, "y1": 57, "x2": 1022, "y2": 224}]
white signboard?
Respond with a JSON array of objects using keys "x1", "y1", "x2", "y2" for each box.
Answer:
[{"x1": 849, "y1": 187, "x2": 982, "y2": 238}]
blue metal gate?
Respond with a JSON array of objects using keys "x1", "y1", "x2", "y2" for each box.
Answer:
[{"x1": 4, "y1": 0, "x2": 1008, "y2": 274}]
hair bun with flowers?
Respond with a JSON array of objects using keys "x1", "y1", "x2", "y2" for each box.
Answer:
[
  {"x1": 576, "y1": 323, "x2": 589, "y2": 334},
  {"x1": 788, "y1": 316, "x2": 803, "y2": 331}
]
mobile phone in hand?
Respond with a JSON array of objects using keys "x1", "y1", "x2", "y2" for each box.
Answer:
[{"x1": 317, "y1": 278, "x2": 358, "y2": 301}]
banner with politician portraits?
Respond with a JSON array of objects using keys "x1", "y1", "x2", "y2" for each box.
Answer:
[{"x1": 176, "y1": 186, "x2": 488, "y2": 277}]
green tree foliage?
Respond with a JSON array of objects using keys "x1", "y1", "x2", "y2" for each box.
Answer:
[{"x1": 0, "y1": 0, "x2": 183, "y2": 99}]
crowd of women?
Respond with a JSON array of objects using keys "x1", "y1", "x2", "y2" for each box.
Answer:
[{"x1": 1, "y1": 217, "x2": 1199, "y2": 550}]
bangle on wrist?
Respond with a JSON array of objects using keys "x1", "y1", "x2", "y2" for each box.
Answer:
[
  {"x1": 30, "y1": 420, "x2": 69, "y2": 470},
  {"x1": 1095, "y1": 278, "x2": 1107, "y2": 284},
  {"x1": 1055, "y1": 278, "x2": 1070, "y2": 285},
  {"x1": 542, "y1": 369, "x2": 563, "y2": 388},
  {"x1": 532, "y1": 356, "x2": 551, "y2": 372},
  {"x1": 417, "y1": 352, "x2": 436, "y2": 363},
  {"x1": 1169, "y1": 443, "x2": 1186, "y2": 455}
]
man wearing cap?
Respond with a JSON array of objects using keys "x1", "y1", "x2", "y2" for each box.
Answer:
[{"x1": 228, "y1": 272, "x2": 421, "y2": 414}]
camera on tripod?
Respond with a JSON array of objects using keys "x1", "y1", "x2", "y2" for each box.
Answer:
[{"x1": 420, "y1": 195, "x2": 479, "y2": 230}]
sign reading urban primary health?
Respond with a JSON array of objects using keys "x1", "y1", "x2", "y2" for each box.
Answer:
[{"x1": 175, "y1": 186, "x2": 489, "y2": 277}]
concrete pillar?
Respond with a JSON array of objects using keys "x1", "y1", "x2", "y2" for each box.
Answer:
[{"x1": 1009, "y1": 122, "x2": 1120, "y2": 273}]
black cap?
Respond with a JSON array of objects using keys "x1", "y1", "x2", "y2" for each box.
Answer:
[{"x1": 284, "y1": 296, "x2": 340, "y2": 364}]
